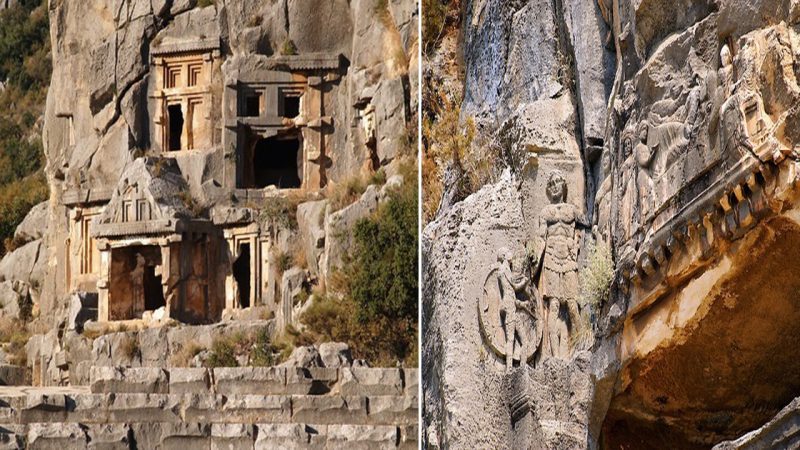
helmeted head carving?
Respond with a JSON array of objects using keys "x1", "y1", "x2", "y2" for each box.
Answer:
[
  {"x1": 546, "y1": 171, "x2": 567, "y2": 203},
  {"x1": 497, "y1": 247, "x2": 513, "y2": 264},
  {"x1": 601, "y1": 150, "x2": 612, "y2": 176},
  {"x1": 721, "y1": 44, "x2": 732, "y2": 67}
]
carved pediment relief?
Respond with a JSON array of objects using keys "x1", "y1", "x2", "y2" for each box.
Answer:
[{"x1": 108, "y1": 182, "x2": 161, "y2": 224}]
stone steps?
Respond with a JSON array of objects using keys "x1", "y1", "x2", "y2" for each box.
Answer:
[
  {"x1": 0, "y1": 366, "x2": 418, "y2": 448},
  {"x1": 0, "y1": 393, "x2": 415, "y2": 426},
  {"x1": 88, "y1": 366, "x2": 417, "y2": 397},
  {"x1": 0, "y1": 422, "x2": 418, "y2": 449}
]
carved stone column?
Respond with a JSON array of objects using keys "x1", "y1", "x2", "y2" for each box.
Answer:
[{"x1": 505, "y1": 365, "x2": 545, "y2": 450}]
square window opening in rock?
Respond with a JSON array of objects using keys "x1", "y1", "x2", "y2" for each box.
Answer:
[
  {"x1": 251, "y1": 136, "x2": 303, "y2": 189},
  {"x1": 244, "y1": 94, "x2": 261, "y2": 117},
  {"x1": 168, "y1": 104, "x2": 184, "y2": 151},
  {"x1": 282, "y1": 94, "x2": 301, "y2": 119}
]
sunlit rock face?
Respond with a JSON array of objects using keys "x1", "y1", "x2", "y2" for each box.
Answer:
[
  {"x1": 423, "y1": 0, "x2": 800, "y2": 448},
  {"x1": 34, "y1": 0, "x2": 416, "y2": 325},
  {"x1": 8, "y1": 0, "x2": 418, "y2": 388}
]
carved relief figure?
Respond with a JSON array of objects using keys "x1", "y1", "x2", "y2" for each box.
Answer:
[
  {"x1": 719, "y1": 44, "x2": 735, "y2": 97},
  {"x1": 619, "y1": 133, "x2": 638, "y2": 240},
  {"x1": 634, "y1": 123, "x2": 656, "y2": 222},
  {"x1": 685, "y1": 73, "x2": 709, "y2": 141},
  {"x1": 534, "y1": 171, "x2": 583, "y2": 359},
  {"x1": 478, "y1": 248, "x2": 541, "y2": 371},
  {"x1": 497, "y1": 248, "x2": 529, "y2": 370},
  {"x1": 593, "y1": 149, "x2": 613, "y2": 247},
  {"x1": 649, "y1": 119, "x2": 688, "y2": 175}
]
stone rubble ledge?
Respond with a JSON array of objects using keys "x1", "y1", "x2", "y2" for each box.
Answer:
[
  {"x1": 0, "y1": 393, "x2": 416, "y2": 427},
  {"x1": 0, "y1": 422, "x2": 418, "y2": 449},
  {"x1": 88, "y1": 366, "x2": 419, "y2": 397},
  {"x1": 0, "y1": 366, "x2": 29, "y2": 387}
]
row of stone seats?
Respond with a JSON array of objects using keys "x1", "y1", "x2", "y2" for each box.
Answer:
[
  {"x1": 0, "y1": 422, "x2": 417, "y2": 449},
  {"x1": 88, "y1": 366, "x2": 418, "y2": 397},
  {"x1": 0, "y1": 365, "x2": 419, "y2": 448}
]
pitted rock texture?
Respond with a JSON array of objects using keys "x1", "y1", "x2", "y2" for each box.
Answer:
[{"x1": 423, "y1": 0, "x2": 800, "y2": 448}]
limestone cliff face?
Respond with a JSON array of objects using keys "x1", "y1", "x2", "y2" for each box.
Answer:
[
  {"x1": 0, "y1": 0, "x2": 419, "y2": 386},
  {"x1": 31, "y1": 0, "x2": 417, "y2": 323},
  {"x1": 423, "y1": 0, "x2": 800, "y2": 448}
]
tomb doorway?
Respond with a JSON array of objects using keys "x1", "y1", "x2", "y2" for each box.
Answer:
[
  {"x1": 233, "y1": 243, "x2": 251, "y2": 308},
  {"x1": 251, "y1": 135, "x2": 302, "y2": 189}
]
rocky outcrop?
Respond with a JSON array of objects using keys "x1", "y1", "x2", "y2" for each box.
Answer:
[
  {"x1": 714, "y1": 397, "x2": 800, "y2": 450},
  {"x1": 35, "y1": 0, "x2": 418, "y2": 327},
  {"x1": 423, "y1": 0, "x2": 800, "y2": 448}
]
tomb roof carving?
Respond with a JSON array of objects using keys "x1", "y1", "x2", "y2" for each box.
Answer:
[
  {"x1": 226, "y1": 53, "x2": 345, "y2": 83},
  {"x1": 91, "y1": 158, "x2": 208, "y2": 238},
  {"x1": 151, "y1": 37, "x2": 220, "y2": 57}
]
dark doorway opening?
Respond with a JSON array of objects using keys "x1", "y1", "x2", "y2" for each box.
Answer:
[
  {"x1": 168, "y1": 104, "x2": 184, "y2": 151},
  {"x1": 233, "y1": 243, "x2": 251, "y2": 308},
  {"x1": 109, "y1": 245, "x2": 164, "y2": 320},
  {"x1": 143, "y1": 265, "x2": 165, "y2": 311},
  {"x1": 252, "y1": 136, "x2": 302, "y2": 188},
  {"x1": 282, "y1": 95, "x2": 300, "y2": 118},
  {"x1": 244, "y1": 95, "x2": 260, "y2": 117}
]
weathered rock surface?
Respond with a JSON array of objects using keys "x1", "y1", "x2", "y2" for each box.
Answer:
[
  {"x1": 424, "y1": 0, "x2": 800, "y2": 448},
  {"x1": 12, "y1": 202, "x2": 48, "y2": 246},
  {"x1": 33, "y1": 0, "x2": 418, "y2": 335},
  {"x1": 0, "y1": 366, "x2": 418, "y2": 448},
  {"x1": 713, "y1": 397, "x2": 800, "y2": 450}
]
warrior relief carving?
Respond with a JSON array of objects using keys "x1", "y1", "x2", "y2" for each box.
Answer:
[
  {"x1": 533, "y1": 171, "x2": 584, "y2": 360},
  {"x1": 478, "y1": 248, "x2": 542, "y2": 371}
]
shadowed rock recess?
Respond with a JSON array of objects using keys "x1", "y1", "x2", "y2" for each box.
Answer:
[
  {"x1": 422, "y1": 0, "x2": 800, "y2": 448},
  {"x1": 0, "y1": 0, "x2": 418, "y2": 447}
]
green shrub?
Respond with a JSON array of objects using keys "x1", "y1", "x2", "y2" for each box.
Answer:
[
  {"x1": 422, "y1": 0, "x2": 448, "y2": 54},
  {"x1": 580, "y1": 242, "x2": 614, "y2": 308},
  {"x1": 0, "y1": 0, "x2": 51, "y2": 256},
  {"x1": 0, "y1": 172, "x2": 48, "y2": 255},
  {"x1": 299, "y1": 179, "x2": 418, "y2": 367},
  {"x1": 249, "y1": 328, "x2": 273, "y2": 367},
  {"x1": 351, "y1": 179, "x2": 418, "y2": 323},
  {"x1": 205, "y1": 337, "x2": 239, "y2": 368},
  {"x1": 280, "y1": 39, "x2": 297, "y2": 56}
]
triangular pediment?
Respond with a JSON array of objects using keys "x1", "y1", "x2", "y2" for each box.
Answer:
[
  {"x1": 91, "y1": 158, "x2": 196, "y2": 238},
  {"x1": 105, "y1": 181, "x2": 163, "y2": 225}
]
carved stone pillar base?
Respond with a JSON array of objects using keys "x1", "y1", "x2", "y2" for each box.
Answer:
[{"x1": 505, "y1": 365, "x2": 546, "y2": 450}]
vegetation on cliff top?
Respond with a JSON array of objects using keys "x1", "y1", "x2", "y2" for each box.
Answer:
[
  {"x1": 0, "y1": 0, "x2": 51, "y2": 255},
  {"x1": 298, "y1": 162, "x2": 419, "y2": 367},
  {"x1": 422, "y1": 0, "x2": 500, "y2": 223}
]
